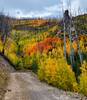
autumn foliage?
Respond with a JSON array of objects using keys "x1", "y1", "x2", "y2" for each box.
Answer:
[
  {"x1": 24, "y1": 37, "x2": 62, "y2": 55},
  {"x1": 0, "y1": 18, "x2": 87, "y2": 96},
  {"x1": 38, "y1": 55, "x2": 78, "y2": 92}
]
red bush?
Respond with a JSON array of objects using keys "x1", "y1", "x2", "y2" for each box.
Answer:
[{"x1": 25, "y1": 37, "x2": 62, "y2": 55}]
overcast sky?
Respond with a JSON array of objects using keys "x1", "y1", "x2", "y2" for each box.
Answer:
[{"x1": 0, "y1": 0, "x2": 87, "y2": 18}]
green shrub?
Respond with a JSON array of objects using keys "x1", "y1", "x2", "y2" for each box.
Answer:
[
  {"x1": 22, "y1": 56, "x2": 32, "y2": 70},
  {"x1": 31, "y1": 53, "x2": 41, "y2": 73}
]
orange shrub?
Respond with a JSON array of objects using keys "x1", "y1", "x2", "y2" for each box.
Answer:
[{"x1": 24, "y1": 37, "x2": 62, "y2": 55}]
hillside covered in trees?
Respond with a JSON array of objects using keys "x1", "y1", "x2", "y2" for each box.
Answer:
[{"x1": 0, "y1": 12, "x2": 87, "y2": 98}]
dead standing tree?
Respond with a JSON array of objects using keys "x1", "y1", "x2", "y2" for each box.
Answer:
[
  {"x1": 64, "y1": 10, "x2": 75, "y2": 66},
  {"x1": 0, "y1": 12, "x2": 11, "y2": 54},
  {"x1": 63, "y1": 9, "x2": 83, "y2": 77}
]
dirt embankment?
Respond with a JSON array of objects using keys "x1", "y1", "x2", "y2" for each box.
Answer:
[{"x1": 0, "y1": 55, "x2": 14, "y2": 100}]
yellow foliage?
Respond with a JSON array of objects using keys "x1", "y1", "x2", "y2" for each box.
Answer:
[
  {"x1": 38, "y1": 56, "x2": 78, "y2": 92},
  {"x1": 0, "y1": 40, "x2": 3, "y2": 52},
  {"x1": 79, "y1": 61, "x2": 87, "y2": 96},
  {"x1": 6, "y1": 53, "x2": 19, "y2": 65},
  {"x1": 5, "y1": 38, "x2": 17, "y2": 54}
]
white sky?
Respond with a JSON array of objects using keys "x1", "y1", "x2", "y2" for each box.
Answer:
[{"x1": 0, "y1": 0, "x2": 87, "y2": 18}]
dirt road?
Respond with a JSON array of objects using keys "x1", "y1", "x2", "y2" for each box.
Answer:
[{"x1": 4, "y1": 72, "x2": 87, "y2": 100}]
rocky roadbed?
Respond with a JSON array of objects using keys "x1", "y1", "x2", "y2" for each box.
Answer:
[
  {"x1": 0, "y1": 88, "x2": 6, "y2": 100},
  {"x1": 4, "y1": 72, "x2": 87, "y2": 100},
  {"x1": 0, "y1": 55, "x2": 87, "y2": 100}
]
